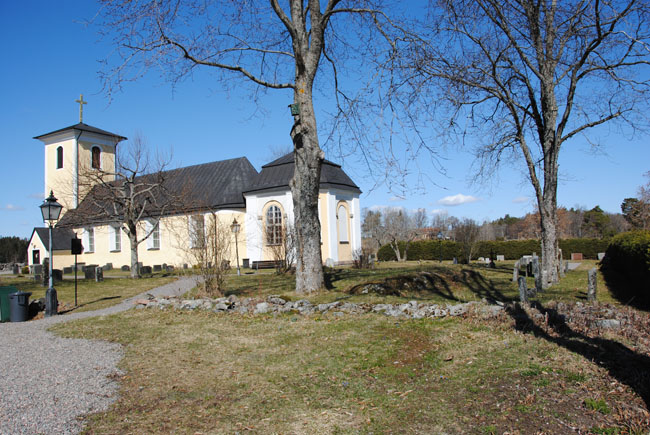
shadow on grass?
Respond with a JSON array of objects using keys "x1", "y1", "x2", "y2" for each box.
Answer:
[
  {"x1": 508, "y1": 302, "x2": 650, "y2": 410},
  {"x1": 58, "y1": 296, "x2": 121, "y2": 314},
  {"x1": 600, "y1": 266, "x2": 650, "y2": 311},
  {"x1": 458, "y1": 267, "x2": 518, "y2": 303}
]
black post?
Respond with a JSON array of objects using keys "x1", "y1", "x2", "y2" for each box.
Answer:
[{"x1": 74, "y1": 254, "x2": 78, "y2": 306}]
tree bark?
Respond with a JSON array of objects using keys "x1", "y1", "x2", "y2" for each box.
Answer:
[
  {"x1": 290, "y1": 83, "x2": 325, "y2": 293},
  {"x1": 128, "y1": 224, "x2": 140, "y2": 279}
]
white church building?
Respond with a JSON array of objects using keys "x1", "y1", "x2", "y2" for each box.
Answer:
[{"x1": 27, "y1": 121, "x2": 362, "y2": 271}]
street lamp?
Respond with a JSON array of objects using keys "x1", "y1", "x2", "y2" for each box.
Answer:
[
  {"x1": 39, "y1": 190, "x2": 63, "y2": 317},
  {"x1": 437, "y1": 230, "x2": 444, "y2": 263},
  {"x1": 230, "y1": 218, "x2": 241, "y2": 276}
]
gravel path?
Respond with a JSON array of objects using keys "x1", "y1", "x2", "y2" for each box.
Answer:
[{"x1": 0, "y1": 277, "x2": 197, "y2": 434}]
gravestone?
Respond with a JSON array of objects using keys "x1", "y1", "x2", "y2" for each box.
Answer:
[
  {"x1": 141, "y1": 265, "x2": 152, "y2": 274},
  {"x1": 85, "y1": 266, "x2": 96, "y2": 280},
  {"x1": 121, "y1": 265, "x2": 130, "y2": 272},
  {"x1": 325, "y1": 258, "x2": 335, "y2": 267},
  {"x1": 103, "y1": 263, "x2": 113, "y2": 271},
  {"x1": 162, "y1": 263, "x2": 167, "y2": 271},
  {"x1": 587, "y1": 268, "x2": 597, "y2": 302},
  {"x1": 531, "y1": 257, "x2": 539, "y2": 277},
  {"x1": 166, "y1": 265, "x2": 174, "y2": 272},
  {"x1": 183, "y1": 263, "x2": 188, "y2": 270},
  {"x1": 153, "y1": 264, "x2": 162, "y2": 272},
  {"x1": 571, "y1": 253, "x2": 583, "y2": 261},
  {"x1": 541, "y1": 270, "x2": 548, "y2": 291},
  {"x1": 452, "y1": 257, "x2": 458, "y2": 264},
  {"x1": 12, "y1": 264, "x2": 19, "y2": 274},
  {"x1": 564, "y1": 260, "x2": 569, "y2": 274},
  {"x1": 513, "y1": 260, "x2": 520, "y2": 282},
  {"x1": 63, "y1": 267, "x2": 72, "y2": 274},
  {"x1": 52, "y1": 269, "x2": 63, "y2": 283},
  {"x1": 137, "y1": 262, "x2": 143, "y2": 271},
  {"x1": 496, "y1": 255, "x2": 505, "y2": 262},
  {"x1": 597, "y1": 252, "x2": 605, "y2": 261},
  {"x1": 75, "y1": 263, "x2": 85, "y2": 271},
  {"x1": 518, "y1": 277, "x2": 528, "y2": 303},
  {"x1": 95, "y1": 267, "x2": 104, "y2": 282}
]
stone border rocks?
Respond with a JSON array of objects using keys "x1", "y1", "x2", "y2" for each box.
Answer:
[{"x1": 136, "y1": 294, "x2": 508, "y2": 320}]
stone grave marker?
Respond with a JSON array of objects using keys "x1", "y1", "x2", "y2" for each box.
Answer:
[
  {"x1": 121, "y1": 265, "x2": 130, "y2": 272},
  {"x1": 52, "y1": 269, "x2": 63, "y2": 283},
  {"x1": 587, "y1": 268, "x2": 597, "y2": 302},
  {"x1": 518, "y1": 277, "x2": 528, "y2": 302},
  {"x1": 452, "y1": 257, "x2": 458, "y2": 264},
  {"x1": 85, "y1": 266, "x2": 97, "y2": 280},
  {"x1": 141, "y1": 265, "x2": 153, "y2": 274},
  {"x1": 12, "y1": 264, "x2": 19, "y2": 274},
  {"x1": 63, "y1": 266, "x2": 72, "y2": 274},
  {"x1": 496, "y1": 255, "x2": 505, "y2": 262},
  {"x1": 95, "y1": 266, "x2": 104, "y2": 282},
  {"x1": 513, "y1": 260, "x2": 520, "y2": 282},
  {"x1": 571, "y1": 253, "x2": 583, "y2": 261},
  {"x1": 103, "y1": 263, "x2": 113, "y2": 271},
  {"x1": 531, "y1": 257, "x2": 540, "y2": 277},
  {"x1": 153, "y1": 264, "x2": 162, "y2": 272},
  {"x1": 597, "y1": 252, "x2": 605, "y2": 261},
  {"x1": 183, "y1": 263, "x2": 188, "y2": 270}
]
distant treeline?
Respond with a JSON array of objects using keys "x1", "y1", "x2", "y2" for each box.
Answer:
[
  {"x1": 377, "y1": 238, "x2": 609, "y2": 262},
  {"x1": 0, "y1": 236, "x2": 28, "y2": 263}
]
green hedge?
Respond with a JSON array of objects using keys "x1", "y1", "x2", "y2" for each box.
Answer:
[
  {"x1": 378, "y1": 238, "x2": 609, "y2": 261},
  {"x1": 603, "y1": 230, "x2": 650, "y2": 284}
]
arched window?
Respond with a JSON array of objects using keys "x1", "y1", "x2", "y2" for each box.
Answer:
[
  {"x1": 338, "y1": 204, "x2": 349, "y2": 243},
  {"x1": 91, "y1": 146, "x2": 101, "y2": 169},
  {"x1": 56, "y1": 146, "x2": 63, "y2": 169},
  {"x1": 265, "y1": 205, "x2": 283, "y2": 245}
]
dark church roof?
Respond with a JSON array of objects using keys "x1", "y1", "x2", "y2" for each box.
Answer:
[
  {"x1": 34, "y1": 123, "x2": 127, "y2": 141},
  {"x1": 31, "y1": 227, "x2": 77, "y2": 251},
  {"x1": 57, "y1": 157, "x2": 258, "y2": 228},
  {"x1": 244, "y1": 153, "x2": 361, "y2": 194}
]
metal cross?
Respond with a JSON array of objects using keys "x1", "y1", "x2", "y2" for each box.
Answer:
[{"x1": 75, "y1": 94, "x2": 87, "y2": 123}]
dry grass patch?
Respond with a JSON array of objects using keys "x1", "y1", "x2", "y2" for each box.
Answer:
[
  {"x1": 52, "y1": 309, "x2": 648, "y2": 433},
  {"x1": 0, "y1": 275, "x2": 175, "y2": 313}
]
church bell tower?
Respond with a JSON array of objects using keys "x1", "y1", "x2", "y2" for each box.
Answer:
[{"x1": 34, "y1": 95, "x2": 126, "y2": 216}]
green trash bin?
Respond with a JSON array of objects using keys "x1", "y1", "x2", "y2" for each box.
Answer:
[{"x1": 0, "y1": 286, "x2": 18, "y2": 322}]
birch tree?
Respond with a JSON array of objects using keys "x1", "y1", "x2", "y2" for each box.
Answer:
[
  {"x1": 96, "y1": 0, "x2": 400, "y2": 293},
  {"x1": 77, "y1": 136, "x2": 175, "y2": 278},
  {"x1": 408, "y1": 0, "x2": 650, "y2": 286}
]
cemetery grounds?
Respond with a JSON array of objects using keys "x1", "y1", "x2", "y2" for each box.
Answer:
[{"x1": 8, "y1": 261, "x2": 649, "y2": 433}]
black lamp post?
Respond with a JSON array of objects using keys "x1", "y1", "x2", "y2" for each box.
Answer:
[
  {"x1": 40, "y1": 191, "x2": 63, "y2": 317},
  {"x1": 437, "y1": 230, "x2": 444, "y2": 263},
  {"x1": 230, "y1": 218, "x2": 241, "y2": 276}
]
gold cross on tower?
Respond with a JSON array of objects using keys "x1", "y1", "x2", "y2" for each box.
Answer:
[{"x1": 75, "y1": 94, "x2": 87, "y2": 123}]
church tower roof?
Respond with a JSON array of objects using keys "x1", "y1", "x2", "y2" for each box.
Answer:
[{"x1": 34, "y1": 122, "x2": 127, "y2": 142}]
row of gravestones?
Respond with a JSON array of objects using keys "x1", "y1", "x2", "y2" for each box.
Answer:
[{"x1": 514, "y1": 254, "x2": 599, "y2": 303}]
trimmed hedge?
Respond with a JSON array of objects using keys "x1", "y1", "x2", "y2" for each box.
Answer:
[
  {"x1": 378, "y1": 238, "x2": 609, "y2": 261},
  {"x1": 603, "y1": 230, "x2": 650, "y2": 285}
]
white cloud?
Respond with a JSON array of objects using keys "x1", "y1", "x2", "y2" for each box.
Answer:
[
  {"x1": 3, "y1": 204, "x2": 25, "y2": 211},
  {"x1": 437, "y1": 193, "x2": 480, "y2": 206},
  {"x1": 28, "y1": 192, "x2": 44, "y2": 199},
  {"x1": 512, "y1": 196, "x2": 529, "y2": 204},
  {"x1": 389, "y1": 196, "x2": 404, "y2": 202},
  {"x1": 431, "y1": 208, "x2": 448, "y2": 215}
]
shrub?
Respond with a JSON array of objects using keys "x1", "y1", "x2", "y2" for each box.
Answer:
[
  {"x1": 601, "y1": 231, "x2": 650, "y2": 307},
  {"x1": 378, "y1": 238, "x2": 609, "y2": 261}
]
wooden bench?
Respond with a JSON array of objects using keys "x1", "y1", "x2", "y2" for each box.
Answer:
[{"x1": 251, "y1": 260, "x2": 285, "y2": 270}]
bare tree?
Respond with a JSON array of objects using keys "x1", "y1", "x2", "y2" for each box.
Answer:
[
  {"x1": 96, "y1": 1, "x2": 401, "y2": 293},
  {"x1": 455, "y1": 218, "x2": 480, "y2": 264},
  {"x1": 268, "y1": 222, "x2": 297, "y2": 274},
  {"x1": 182, "y1": 213, "x2": 232, "y2": 297},
  {"x1": 383, "y1": 207, "x2": 427, "y2": 261},
  {"x1": 361, "y1": 208, "x2": 385, "y2": 254},
  {"x1": 76, "y1": 136, "x2": 174, "y2": 278},
  {"x1": 622, "y1": 171, "x2": 650, "y2": 229},
  {"x1": 408, "y1": 0, "x2": 650, "y2": 286}
]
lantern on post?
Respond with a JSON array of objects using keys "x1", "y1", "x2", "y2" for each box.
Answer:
[
  {"x1": 39, "y1": 191, "x2": 63, "y2": 317},
  {"x1": 230, "y1": 218, "x2": 241, "y2": 276}
]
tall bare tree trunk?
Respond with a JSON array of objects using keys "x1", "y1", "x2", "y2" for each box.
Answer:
[
  {"x1": 128, "y1": 223, "x2": 140, "y2": 279},
  {"x1": 290, "y1": 83, "x2": 325, "y2": 293}
]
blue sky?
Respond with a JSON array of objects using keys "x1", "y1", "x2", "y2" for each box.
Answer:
[{"x1": 0, "y1": 1, "x2": 648, "y2": 239}]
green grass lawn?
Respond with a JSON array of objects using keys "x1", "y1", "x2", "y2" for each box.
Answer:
[
  {"x1": 0, "y1": 274, "x2": 175, "y2": 313},
  {"x1": 52, "y1": 309, "x2": 649, "y2": 433},
  {"x1": 223, "y1": 259, "x2": 618, "y2": 307}
]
